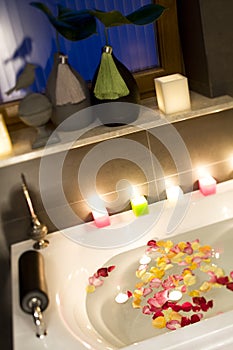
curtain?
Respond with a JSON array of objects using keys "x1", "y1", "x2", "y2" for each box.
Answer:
[{"x1": 0, "y1": 0, "x2": 159, "y2": 103}]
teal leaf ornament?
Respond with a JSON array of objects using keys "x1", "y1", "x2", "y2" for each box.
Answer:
[
  {"x1": 90, "y1": 4, "x2": 166, "y2": 28},
  {"x1": 30, "y1": 2, "x2": 97, "y2": 41}
]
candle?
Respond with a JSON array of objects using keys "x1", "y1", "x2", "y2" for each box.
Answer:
[
  {"x1": 130, "y1": 195, "x2": 149, "y2": 217},
  {"x1": 154, "y1": 73, "x2": 191, "y2": 114},
  {"x1": 92, "y1": 207, "x2": 110, "y2": 228},
  {"x1": 198, "y1": 176, "x2": 217, "y2": 196},
  {"x1": 0, "y1": 114, "x2": 13, "y2": 158},
  {"x1": 166, "y1": 185, "x2": 183, "y2": 205}
]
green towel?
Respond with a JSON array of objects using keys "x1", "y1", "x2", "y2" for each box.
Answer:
[{"x1": 94, "y1": 52, "x2": 129, "y2": 100}]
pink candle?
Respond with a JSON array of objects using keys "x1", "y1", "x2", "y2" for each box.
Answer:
[
  {"x1": 92, "y1": 208, "x2": 110, "y2": 228},
  {"x1": 198, "y1": 176, "x2": 216, "y2": 196}
]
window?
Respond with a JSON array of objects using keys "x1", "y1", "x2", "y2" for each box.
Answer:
[{"x1": 0, "y1": 0, "x2": 182, "y2": 123}]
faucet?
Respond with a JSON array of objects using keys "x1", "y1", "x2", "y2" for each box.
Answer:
[
  {"x1": 30, "y1": 298, "x2": 47, "y2": 338},
  {"x1": 21, "y1": 173, "x2": 49, "y2": 249}
]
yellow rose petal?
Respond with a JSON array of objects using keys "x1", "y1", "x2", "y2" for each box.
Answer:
[
  {"x1": 178, "y1": 241, "x2": 187, "y2": 251},
  {"x1": 132, "y1": 299, "x2": 141, "y2": 308},
  {"x1": 189, "y1": 289, "x2": 200, "y2": 297},
  {"x1": 86, "y1": 285, "x2": 96, "y2": 293},
  {"x1": 183, "y1": 274, "x2": 196, "y2": 286},
  {"x1": 199, "y1": 281, "x2": 212, "y2": 292},
  {"x1": 152, "y1": 316, "x2": 166, "y2": 329},
  {"x1": 170, "y1": 311, "x2": 182, "y2": 322},
  {"x1": 191, "y1": 241, "x2": 201, "y2": 250}
]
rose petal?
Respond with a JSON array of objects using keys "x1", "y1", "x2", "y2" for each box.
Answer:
[
  {"x1": 226, "y1": 282, "x2": 233, "y2": 291},
  {"x1": 142, "y1": 305, "x2": 152, "y2": 315},
  {"x1": 127, "y1": 290, "x2": 133, "y2": 298},
  {"x1": 166, "y1": 320, "x2": 181, "y2": 330},
  {"x1": 143, "y1": 288, "x2": 153, "y2": 297},
  {"x1": 190, "y1": 314, "x2": 201, "y2": 324},
  {"x1": 107, "y1": 265, "x2": 116, "y2": 273},
  {"x1": 192, "y1": 296, "x2": 207, "y2": 306},
  {"x1": 153, "y1": 311, "x2": 164, "y2": 319},
  {"x1": 88, "y1": 276, "x2": 104, "y2": 287},
  {"x1": 149, "y1": 278, "x2": 162, "y2": 289},
  {"x1": 181, "y1": 316, "x2": 191, "y2": 327},
  {"x1": 96, "y1": 268, "x2": 108, "y2": 277},
  {"x1": 216, "y1": 276, "x2": 229, "y2": 285},
  {"x1": 152, "y1": 316, "x2": 166, "y2": 328},
  {"x1": 230, "y1": 271, "x2": 233, "y2": 280},
  {"x1": 181, "y1": 302, "x2": 193, "y2": 312}
]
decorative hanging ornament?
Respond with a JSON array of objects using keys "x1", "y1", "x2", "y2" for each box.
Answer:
[{"x1": 93, "y1": 46, "x2": 129, "y2": 100}]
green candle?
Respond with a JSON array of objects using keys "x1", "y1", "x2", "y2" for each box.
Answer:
[{"x1": 130, "y1": 195, "x2": 149, "y2": 216}]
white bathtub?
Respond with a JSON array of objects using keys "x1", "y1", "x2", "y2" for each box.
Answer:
[{"x1": 11, "y1": 179, "x2": 233, "y2": 350}]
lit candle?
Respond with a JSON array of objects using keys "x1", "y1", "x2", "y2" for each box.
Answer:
[
  {"x1": 130, "y1": 195, "x2": 149, "y2": 217},
  {"x1": 166, "y1": 185, "x2": 183, "y2": 205},
  {"x1": 198, "y1": 176, "x2": 217, "y2": 196},
  {"x1": 154, "y1": 74, "x2": 191, "y2": 114},
  {"x1": 0, "y1": 114, "x2": 13, "y2": 158},
  {"x1": 92, "y1": 207, "x2": 110, "y2": 228}
]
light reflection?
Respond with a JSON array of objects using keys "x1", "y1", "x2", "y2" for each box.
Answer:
[{"x1": 55, "y1": 293, "x2": 60, "y2": 306}]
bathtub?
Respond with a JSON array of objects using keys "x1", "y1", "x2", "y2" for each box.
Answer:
[{"x1": 11, "y1": 179, "x2": 233, "y2": 350}]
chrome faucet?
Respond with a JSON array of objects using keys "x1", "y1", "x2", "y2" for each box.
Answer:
[{"x1": 21, "y1": 173, "x2": 49, "y2": 249}]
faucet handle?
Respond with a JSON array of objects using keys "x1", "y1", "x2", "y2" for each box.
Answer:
[{"x1": 21, "y1": 173, "x2": 49, "y2": 249}]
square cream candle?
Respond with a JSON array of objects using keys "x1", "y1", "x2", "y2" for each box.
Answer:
[{"x1": 154, "y1": 73, "x2": 191, "y2": 114}]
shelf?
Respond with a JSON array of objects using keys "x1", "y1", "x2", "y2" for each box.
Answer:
[{"x1": 1, "y1": 91, "x2": 233, "y2": 169}]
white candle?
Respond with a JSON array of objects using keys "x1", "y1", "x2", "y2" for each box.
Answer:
[
  {"x1": 0, "y1": 114, "x2": 13, "y2": 158},
  {"x1": 166, "y1": 185, "x2": 183, "y2": 205},
  {"x1": 154, "y1": 74, "x2": 191, "y2": 114}
]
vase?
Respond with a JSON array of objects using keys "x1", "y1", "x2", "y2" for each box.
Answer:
[
  {"x1": 18, "y1": 93, "x2": 60, "y2": 149},
  {"x1": 91, "y1": 46, "x2": 140, "y2": 126},
  {"x1": 46, "y1": 53, "x2": 93, "y2": 131}
]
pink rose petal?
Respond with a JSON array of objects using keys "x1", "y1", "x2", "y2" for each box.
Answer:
[
  {"x1": 166, "y1": 320, "x2": 181, "y2": 330},
  {"x1": 143, "y1": 288, "x2": 153, "y2": 297},
  {"x1": 142, "y1": 305, "x2": 152, "y2": 315}
]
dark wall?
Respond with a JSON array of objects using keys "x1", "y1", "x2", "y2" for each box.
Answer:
[{"x1": 177, "y1": 0, "x2": 233, "y2": 97}]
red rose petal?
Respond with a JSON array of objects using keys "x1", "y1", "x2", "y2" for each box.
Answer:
[
  {"x1": 97, "y1": 267, "x2": 108, "y2": 277},
  {"x1": 181, "y1": 317, "x2": 191, "y2": 327},
  {"x1": 153, "y1": 311, "x2": 164, "y2": 319},
  {"x1": 193, "y1": 297, "x2": 207, "y2": 306},
  {"x1": 107, "y1": 265, "x2": 116, "y2": 273},
  {"x1": 216, "y1": 276, "x2": 229, "y2": 285},
  {"x1": 181, "y1": 302, "x2": 193, "y2": 312},
  {"x1": 226, "y1": 282, "x2": 233, "y2": 291},
  {"x1": 127, "y1": 290, "x2": 133, "y2": 298},
  {"x1": 147, "y1": 240, "x2": 157, "y2": 247},
  {"x1": 190, "y1": 314, "x2": 201, "y2": 324}
]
